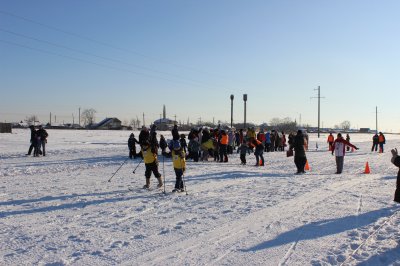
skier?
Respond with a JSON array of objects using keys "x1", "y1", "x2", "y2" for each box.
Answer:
[
  {"x1": 327, "y1": 132, "x2": 334, "y2": 151},
  {"x1": 290, "y1": 129, "x2": 307, "y2": 174},
  {"x1": 371, "y1": 133, "x2": 379, "y2": 152},
  {"x1": 378, "y1": 132, "x2": 386, "y2": 152},
  {"x1": 331, "y1": 133, "x2": 359, "y2": 174},
  {"x1": 390, "y1": 148, "x2": 400, "y2": 203},
  {"x1": 128, "y1": 133, "x2": 139, "y2": 159},
  {"x1": 141, "y1": 141, "x2": 163, "y2": 189},
  {"x1": 171, "y1": 141, "x2": 186, "y2": 192}
]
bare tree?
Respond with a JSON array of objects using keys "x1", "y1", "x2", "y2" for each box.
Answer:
[
  {"x1": 340, "y1": 120, "x2": 351, "y2": 131},
  {"x1": 25, "y1": 115, "x2": 39, "y2": 125},
  {"x1": 81, "y1": 108, "x2": 97, "y2": 127}
]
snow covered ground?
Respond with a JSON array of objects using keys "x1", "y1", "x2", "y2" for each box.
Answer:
[{"x1": 1, "y1": 129, "x2": 399, "y2": 266}]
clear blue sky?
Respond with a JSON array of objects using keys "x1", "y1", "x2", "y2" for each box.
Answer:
[{"x1": 1, "y1": 0, "x2": 399, "y2": 132}]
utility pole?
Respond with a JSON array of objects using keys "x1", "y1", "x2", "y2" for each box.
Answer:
[
  {"x1": 376, "y1": 106, "x2": 378, "y2": 134},
  {"x1": 143, "y1": 112, "x2": 145, "y2": 127},
  {"x1": 311, "y1": 86, "x2": 325, "y2": 138},
  {"x1": 50, "y1": 112, "x2": 52, "y2": 125},
  {"x1": 230, "y1": 94, "x2": 234, "y2": 128},
  {"x1": 243, "y1": 94, "x2": 247, "y2": 129},
  {"x1": 72, "y1": 113, "x2": 74, "y2": 125},
  {"x1": 79, "y1": 107, "x2": 81, "y2": 127}
]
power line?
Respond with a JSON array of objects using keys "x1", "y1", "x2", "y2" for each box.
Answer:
[
  {"x1": 0, "y1": 39, "x2": 224, "y2": 91},
  {"x1": 0, "y1": 28, "x2": 223, "y2": 89},
  {"x1": 0, "y1": 9, "x2": 239, "y2": 84}
]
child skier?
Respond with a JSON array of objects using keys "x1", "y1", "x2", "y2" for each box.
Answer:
[
  {"x1": 141, "y1": 141, "x2": 163, "y2": 189},
  {"x1": 171, "y1": 140, "x2": 186, "y2": 192}
]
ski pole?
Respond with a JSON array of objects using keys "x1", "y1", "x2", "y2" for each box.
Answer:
[
  {"x1": 180, "y1": 158, "x2": 188, "y2": 195},
  {"x1": 132, "y1": 158, "x2": 143, "y2": 174},
  {"x1": 163, "y1": 154, "x2": 166, "y2": 194},
  {"x1": 108, "y1": 157, "x2": 129, "y2": 182}
]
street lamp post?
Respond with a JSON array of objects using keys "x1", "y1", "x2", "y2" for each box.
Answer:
[
  {"x1": 230, "y1": 94, "x2": 234, "y2": 128},
  {"x1": 243, "y1": 94, "x2": 247, "y2": 129}
]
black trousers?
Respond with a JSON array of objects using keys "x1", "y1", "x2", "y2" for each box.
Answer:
[{"x1": 294, "y1": 156, "x2": 307, "y2": 173}]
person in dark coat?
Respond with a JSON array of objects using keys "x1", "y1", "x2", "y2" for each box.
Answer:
[
  {"x1": 180, "y1": 134, "x2": 187, "y2": 153},
  {"x1": 371, "y1": 133, "x2": 379, "y2": 152},
  {"x1": 159, "y1": 135, "x2": 168, "y2": 155},
  {"x1": 172, "y1": 124, "x2": 180, "y2": 141},
  {"x1": 139, "y1": 126, "x2": 150, "y2": 145},
  {"x1": 250, "y1": 138, "x2": 264, "y2": 166},
  {"x1": 290, "y1": 130, "x2": 307, "y2": 174},
  {"x1": 128, "y1": 133, "x2": 139, "y2": 159},
  {"x1": 37, "y1": 125, "x2": 48, "y2": 156},
  {"x1": 26, "y1": 125, "x2": 36, "y2": 155},
  {"x1": 391, "y1": 148, "x2": 400, "y2": 203}
]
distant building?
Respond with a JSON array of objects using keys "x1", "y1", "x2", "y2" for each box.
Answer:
[
  {"x1": 153, "y1": 118, "x2": 176, "y2": 130},
  {"x1": 359, "y1": 128, "x2": 371, "y2": 133},
  {"x1": 0, "y1": 123, "x2": 12, "y2": 133},
  {"x1": 91, "y1": 118, "x2": 122, "y2": 130}
]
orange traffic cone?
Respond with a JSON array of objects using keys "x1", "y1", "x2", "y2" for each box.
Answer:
[
  {"x1": 364, "y1": 162, "x2": 370, "y2": 174},
  {"x1": 305, "y1": 160, "x2": 310, "y2": 171},
  {"x1": 351, "y1": 147, "x2": 355, "y2": 152},
  {"x1": 259, "y1": 159, "x2": 262, "y2": 165}
]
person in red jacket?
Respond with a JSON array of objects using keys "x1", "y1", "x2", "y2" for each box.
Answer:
[
  {"x1": 332, "y1": 133, "x2": 359, "y2": 174},
  {"x1": 327, "y1": 133, "x2": 334, "y2": 151}
]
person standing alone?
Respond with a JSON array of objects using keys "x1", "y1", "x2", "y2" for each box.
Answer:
[{"x1": 332, "y1": 133, "x2": 358, "y2": 174}]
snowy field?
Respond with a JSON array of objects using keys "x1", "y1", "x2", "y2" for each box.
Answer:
[{"x1": 1, "y1": 129, "x2": 400, "y2": 266}]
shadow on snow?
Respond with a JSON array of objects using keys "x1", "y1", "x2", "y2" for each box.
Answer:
[{"x1": 241, "y1": 207, "x2": 398, "y2": 252}]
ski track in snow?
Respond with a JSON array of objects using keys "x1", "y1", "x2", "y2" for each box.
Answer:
[{"x1": 0, "y1": 129, "x2": 400, "y2": 265}]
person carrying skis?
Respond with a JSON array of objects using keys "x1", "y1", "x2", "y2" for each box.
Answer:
[
  {"x1": 141, "y1": 141, "x2": 163, "y2": 189},
  {"x1": 327, "y1": 132, "x2": 334, "y2": 151},
  {"x1": 128, "y1": 133, "x2": 139, "y2": 159},
  {"x1": 390, "y1": 148, "x2": 400, "y2": 203},
  {"x1": 171, "y1": 141, "x2": 186, "y2": 192},
  {"x1": 331, "y1": 133, "x2": 359, "y2": 174}
]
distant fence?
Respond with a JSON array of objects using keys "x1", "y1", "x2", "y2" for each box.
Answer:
[{"x1": 0, "y1": 123, "x2": 12, "y2": 133}]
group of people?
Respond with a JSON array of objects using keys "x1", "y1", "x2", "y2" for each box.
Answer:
[
  {"x1": 26, "y1": 125, "x2": 49, "y2": 157},
  {"x1": 129, "y1": 124, "x2": 400, "y2": 204}
]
